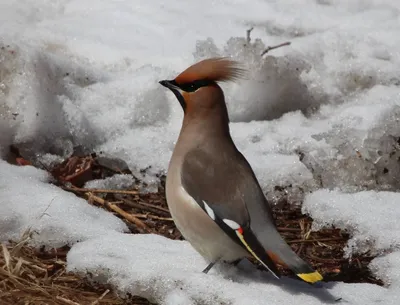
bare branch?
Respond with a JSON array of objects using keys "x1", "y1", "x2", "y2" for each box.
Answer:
[
  {"x1": 85, "y1": 193, "x2": 150, "y2": 231},
  {"x1": 63, "y1": 186, "x2": 139, "y2": 195},
  {"x1": 246, "y1": 27, "x2": 254, "y2": 44},
  {"x1": 261, "y1": 41, "x2": 291, "y2": 56}
]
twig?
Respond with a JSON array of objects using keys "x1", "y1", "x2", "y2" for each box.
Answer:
[
  {"x1": 116, "y1": 195, "x2": 170, "y2": 215},
  {"x1": 277, "y1": 227, "x2": 301, "y2": 232},
  {"x1": 288, "y1": 237, "x2": 344, "y2": 244},
  {"x1": 86, "y1": 193, "x2": 149, "y2": 231},
  {"x1": 131, "y1": 213, "x2": 173, "y2": 221},
  {"x1": 137, "y1": 200, "x2": 170, "y2": 213},
  {"x1": 56, "y1": 296, "x2": 81, "y2": 305},
  {"x1": 307, "y1": 252, "x2": 346, "y2": 263},
  {"x1": 355, "y1": 258, "x2": 362, "y2": 270},
  {"x1": 2, "y1": 244, "x2": 11, "y2": 273},
  {"x1": 63, "y1": 186, "x2": 139, "y2": 196},
  {"x1": 108, "y1": 201, "x2": 124, "y2": 205},
  {"x1": 261, "y1": 41, "x2": 291, "y2": 56},
  {"x1": 296, "y1": 241, "x2": 305, "y2": 255},
  {"x1": 91, "y1": 289, "x2": 110, "y2": 305},
  {"x1": 246, "y1": 27, "x2": 254, "y2": 44}
]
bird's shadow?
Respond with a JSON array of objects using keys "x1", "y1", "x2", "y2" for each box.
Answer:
[{"x1": 213, "y1": 259, "x2": 346, "y2": 304}]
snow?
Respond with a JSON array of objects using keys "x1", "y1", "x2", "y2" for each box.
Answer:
[
  {"x1": 303, "y1": 190, "x2": 400, "y2": 258},
  {"x1": 84, "y1": 174, "x2": 136, "y2": 190},
  {"x1": 66, "y1": 233, "x2": 391, "y2": 305},
  {"x1": 0, "y1": 160, "x2": 128, "y2": 248},
  {"x1": 1, "y1": 0, "x2": 400, "y2": 304}
]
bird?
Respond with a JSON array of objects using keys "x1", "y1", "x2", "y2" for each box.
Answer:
[{"x1": 159, "y1": 57, "x2": 323, "y2": 284}]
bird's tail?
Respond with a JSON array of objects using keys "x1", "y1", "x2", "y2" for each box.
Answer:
[{"x1": 263, "y1": 230, "x2": 323, "y2": 284}]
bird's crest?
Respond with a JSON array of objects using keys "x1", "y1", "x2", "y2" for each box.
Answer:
[{"x1": 174, "y1": 57, "x2": 246, "y2": 85}]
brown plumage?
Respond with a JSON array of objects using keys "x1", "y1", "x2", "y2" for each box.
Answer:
[{"x1": 174, "y1": 57, "x2": 246, "y2": 85}]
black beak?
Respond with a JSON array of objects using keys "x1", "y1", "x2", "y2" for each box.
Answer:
[
  {"x1": 158, "y1": 80, "x2": 186, "y2": 112},
  {"x1": 159, "y1": 80, "x2": 177, "y2": 91}
]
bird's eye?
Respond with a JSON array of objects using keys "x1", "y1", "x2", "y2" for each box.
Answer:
[
  {"x1": 179, "y1": 79, "x2": 213, "y2": 92},
  {"x1": 180, "y1": 83, "x2": 198, "y2": 92}
]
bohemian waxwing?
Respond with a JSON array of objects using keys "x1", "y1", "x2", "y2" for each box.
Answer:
[{"x1": 159, "y1": 57, "x2": 323, "y2": 284}]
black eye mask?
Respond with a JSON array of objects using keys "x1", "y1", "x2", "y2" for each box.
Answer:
[{"x1": 171, "y1": 79, "x2": 214, "y2": 92}]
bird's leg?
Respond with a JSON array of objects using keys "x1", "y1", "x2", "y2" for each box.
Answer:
[
  {"x1": 202, "y1": 261, "x2": 217, "y2": 274},
  {"x1": 203, "y1": 257, "x2": 243, "y2": 273},
  {"x1": 231, "y1": 258, "x2": 243, "y2": 266}
]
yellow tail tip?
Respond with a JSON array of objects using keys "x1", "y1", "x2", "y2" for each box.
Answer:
[{"x1": 297, "y1": 271, "x2": 323, "y2": 284}]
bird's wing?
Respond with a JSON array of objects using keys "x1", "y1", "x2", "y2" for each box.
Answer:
[
  {"x1": 181, "y1": 147, "x2": 281, "y2": 279},
  {"x1": 181, "y1": 147, "x2": 323, "y2": 284}
]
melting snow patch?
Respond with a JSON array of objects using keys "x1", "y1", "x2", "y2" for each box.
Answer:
[
  {"x1": 84, "y1": 174, "x2": 136, "y2": 190},
  {"x1": 0, "y1": 160, "x2": 128, "y2": 247},
  {"x1": 67, "y1": 233, "x2": 342, "y2": 305},
  {"x1": 303, "y1": 189, "x2": 400, "y2": 257}
]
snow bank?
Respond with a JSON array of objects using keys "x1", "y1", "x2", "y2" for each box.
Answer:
[
  {"x1": 1, "y1": 0, "x2": 400, "y2": 195},
  {"x1": 0, "y1": 160, "x2": 128, "y2": 247},
  {"x1": 303, "y1": 189, "x2": 400, "y2": 257},
  {"x1": 302, "y1": 189, "x2": 400, "y2": 304},
  {"x1": 67, "y1": 233, "x2": 390, "y2": 305},
  {"x1": 66, "y1": 233, "x2": 338, "y2": 305}
]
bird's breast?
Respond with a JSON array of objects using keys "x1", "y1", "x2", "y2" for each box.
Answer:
[{"x1": 165, "y1": 165, "x2": 247, "y2": 262}]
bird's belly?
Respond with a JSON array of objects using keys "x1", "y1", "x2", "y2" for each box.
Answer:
[{"x1": 166, "y1": 180, "x2": 247, "y2": 263}]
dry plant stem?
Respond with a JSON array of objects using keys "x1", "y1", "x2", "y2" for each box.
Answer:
[
  {"x1": 261, "y1": 41, "x2": 291, "y2": 56},
  {"x1": 63, "y1": 186, "x2": 139, "y2": 195},
  {"x1": 288, "y1": 237, "x2": 344, "y2": 244},
  {"x1": 307, "y1": 252, "x2": 346, "y2": 263},
  {"x1": 136, "y1": 200, "x2": 170, "y2": 213},
  {"x1": 131, "y1": 213, "x2": 174, "y2": 221},
  {"x1": 91, "y1": 289, "x2": 110, "y2": 305},
  {"x1": 86, "y1": 193, "x2": 150, "y2": 231},
  {"x1": 56, "y1": 296, "x2": 81, "y2": 305},
  {"x1": 244, "y1": 26, "x2": 290, "y2": 55},
  {"x1": 2, "y1": 244, "x2": 10, "y2": 269},
  {"x1": 116, "y1": 195, "x2": 170, "y2": 214},
  {"x1": 277, "y1": 227, "x2": 302, "y2": 232},
  {"x1": 246, "y1": 27, "x2": 254, "y2": 43}
]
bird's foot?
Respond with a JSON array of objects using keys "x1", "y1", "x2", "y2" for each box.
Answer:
[{"x1": 202, "y1": 261, "x2": 216, "y2": 274}]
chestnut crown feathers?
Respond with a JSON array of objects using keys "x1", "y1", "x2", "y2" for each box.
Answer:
[
  {"x1": 159, "y1": 57, "x2": 246, "y2": 111},
  {"x1": 174, "y1": 57, "x2": 246, "y2": 89}
]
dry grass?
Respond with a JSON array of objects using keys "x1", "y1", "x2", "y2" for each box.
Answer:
[{"x1": 0, "y1": 230, "x2": 152, "y2": 305}]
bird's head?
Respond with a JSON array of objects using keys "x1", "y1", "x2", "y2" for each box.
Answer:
[{"x1": 159, "y1": 57, "x2": 246, "y2": 114}]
